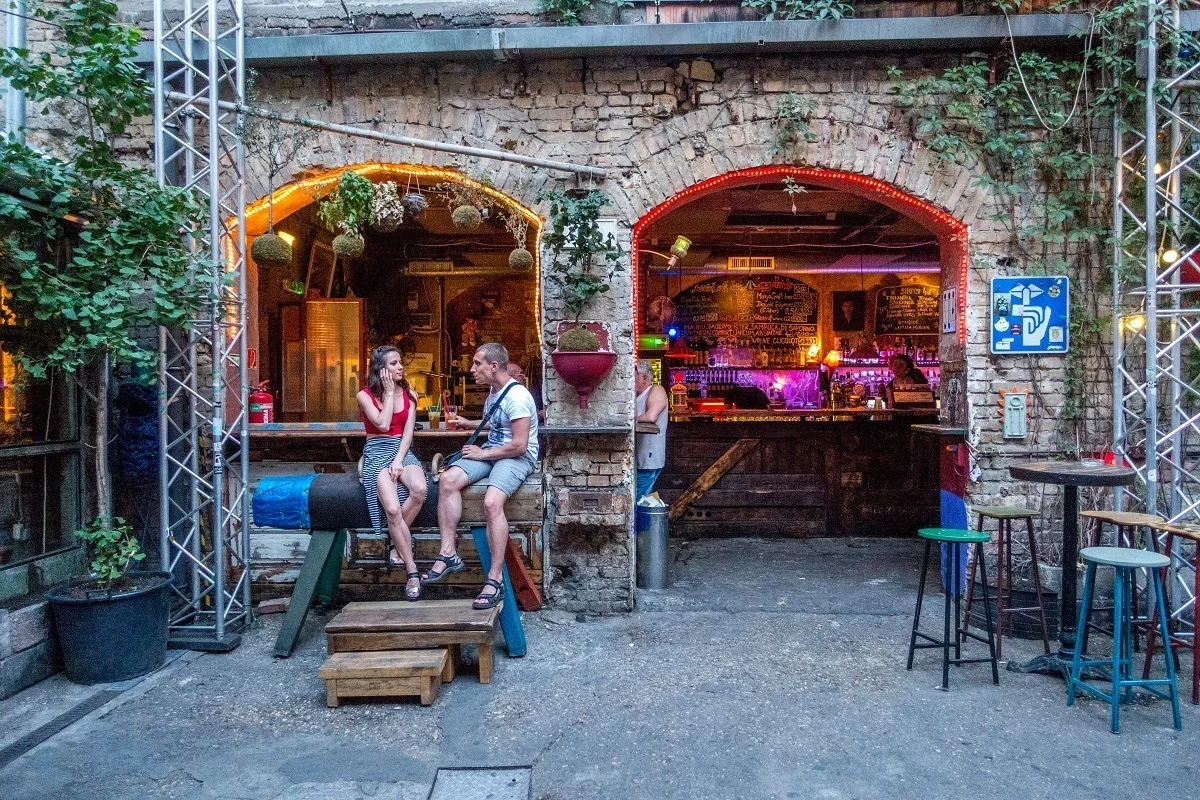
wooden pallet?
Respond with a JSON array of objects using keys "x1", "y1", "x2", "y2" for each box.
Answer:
[
  {"x1": 326, "y1": 600, "x2": 500, "y2": 683},
  {"x1": 318, "y1": 648, "x2": 451, "y2": 707}
]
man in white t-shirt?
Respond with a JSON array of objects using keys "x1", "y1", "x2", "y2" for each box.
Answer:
[{"x1": 422, "y1": 342, "x2": 539, "y2": 610}]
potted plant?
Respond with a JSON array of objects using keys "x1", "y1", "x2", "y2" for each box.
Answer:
[
  {"x1": 0, "y1": 0, "x2": 211, "y2": 682},
  {"x1": 538, "y1": 188, "x2": 624, "y2": 408},
  {"x1": 46, "y1": 518, "x2": 170, "y2": 684},
  {"x1": 318, "y1": 170, "x2": 375, "y2": 258}
]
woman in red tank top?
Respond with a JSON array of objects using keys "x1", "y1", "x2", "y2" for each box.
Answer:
[{"x1": 356, "y1": 346, "x2": 427, "y2": 600}]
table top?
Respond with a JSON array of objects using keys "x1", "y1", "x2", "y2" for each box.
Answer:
[{"x1": 1009, "y1": 460, "x2": 1136, "y2": 488}]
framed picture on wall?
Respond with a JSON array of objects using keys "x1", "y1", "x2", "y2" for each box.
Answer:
[
  {"x1": 306, "y1": 241, "x2": 337, "y2": 299},
  {"x1": 832, "y1": 290, "x2": 867, "y2": 332}
]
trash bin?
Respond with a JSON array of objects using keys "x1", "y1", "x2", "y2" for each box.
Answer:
[{"x1": 636, "y1": 504, "x2": 669, "y2": 589}]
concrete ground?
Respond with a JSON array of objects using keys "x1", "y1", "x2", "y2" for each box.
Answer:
[{"x1": 2, "y1": 537, "x2": 1198, "y2": 800}]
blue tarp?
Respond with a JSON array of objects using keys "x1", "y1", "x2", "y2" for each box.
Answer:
[{"x1": 252, "y1": 475, "x2": 316, "y2": 530}]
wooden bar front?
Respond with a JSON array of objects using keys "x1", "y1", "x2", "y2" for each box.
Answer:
[{"x1": 658, "y1": 412, "x2": 940, "y2": 538}]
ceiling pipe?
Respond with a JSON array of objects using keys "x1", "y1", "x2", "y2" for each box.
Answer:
[{"x1": 169, "y1": 92, "x2": 607, "y2": 180}]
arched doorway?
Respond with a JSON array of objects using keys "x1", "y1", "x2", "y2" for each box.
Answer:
[
  {"x1": 242, "y1": 163, "x2": 542, "y2": 422},
  {"x1": 632, "y1": 166, "x2": 967, "y2": 538}
]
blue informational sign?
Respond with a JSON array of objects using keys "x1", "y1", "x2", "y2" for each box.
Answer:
[{"x1": 989, "y1": 276, "x2": 1070, "y2": 354}]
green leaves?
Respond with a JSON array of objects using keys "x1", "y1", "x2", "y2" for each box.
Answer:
[
  {"x1": 537, "y1": 189, "x2": 624, "y2": 322},
  {"x1": 740, "y1": 0, "x2": 853, "y2": 22},
  {"x1": 75, "y1": 516, "x2": 145, "y2": 589},
  {"x1": 772, "y1": 94, "x2": 819, "y2": 159},
  {"x1": 317, "y1": 170, "x2": 375, "y2": 234}
]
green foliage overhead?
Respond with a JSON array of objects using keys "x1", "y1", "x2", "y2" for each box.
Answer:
[
  {"x1": 317, "y1": 170, "x2": 375, "y2": 234},
  {"x1": 75, "y1": 516, "x2": 145, "y2": 589},
  {"x1": 538, "y1": 189, "x2": 624, "y2": 322},
  {"x1": 538, "y1": 0, "x2": 632, "y2": 26},
  {"x1": 0, "y1": 0, "x2": 210, "y2": 380},
  {"x1": 739, "y1": 0, "x2": 853, "y2": 22}
]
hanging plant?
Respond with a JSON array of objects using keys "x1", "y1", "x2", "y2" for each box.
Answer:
[
  {"x1": 251, "y1": 233, "x2": 293, "y2": 269},
  {"x1": 402, "y1": 189, "x2": 429, "y2": 216},
  {"x1": 504, "y1": 211, "x2": 533, "y2": 270},
  {"x1": 537, "y1": 188, "x2": 623, "y2": 327},
  {"x1": 332, "y1": 231, "x2": 366, "y2": 259},
  {"x1": 239, "y1": 71, "x2": 315, "y2": 270},
  {"x1": 318, "y1": 171, "x2": 374, "y2": 235},
  {"x1": 371, "y1": 181, "x2": 404, "y2": 233},
  {"x1": 437, "y1": 169, "x2": 494, "y2": 231}
]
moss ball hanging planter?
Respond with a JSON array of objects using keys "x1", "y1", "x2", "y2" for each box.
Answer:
[
  {"x1": 402, "y1": 192, "x2": 429, "y2": 216},
  {"x1": 332, "y1": 231, "x2": 365, "y2": 259},
  {"x1": 251, "y1": 231, "x2": 293, "y2": 269},
  {"x1": 508, "y1": 247, "x2": 534, "y2": 271},
  {"x1": 452, "y1": 204, "x2": 483, "y2": 230}
]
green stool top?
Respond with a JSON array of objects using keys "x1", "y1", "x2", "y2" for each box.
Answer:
[
  {"x1": 918, "y1": 528, "x2": 990, "y2": 544},
  {"x1": 1080, "y1": 546, "x2": 1170, "y2": 570},
  {"x1": 973, "y1": 505, "x2": 1036, "y2": 520}
]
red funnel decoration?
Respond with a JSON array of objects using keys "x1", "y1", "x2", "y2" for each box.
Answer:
[
  {"x1": 551, "y1": 351, "x2": 618, "y2": 409},
  {"x1": 664, "y1": 337, "x2": 696, "y2": 360}
]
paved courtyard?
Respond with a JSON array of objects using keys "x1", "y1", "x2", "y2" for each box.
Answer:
[{"x1": 2, "y1": 537, "x2": 1198, "y2": 799}]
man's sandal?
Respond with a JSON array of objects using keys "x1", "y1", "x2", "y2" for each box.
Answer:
[
  {"x1": 420, "y1": 553, "x2": 464, "y2": 584},
  {"x1": 405, "y1": 572, "x2": 422, "y2": 602},
  {"x1": 472, "y1": 578, "x2": 503, "y2": 610}
]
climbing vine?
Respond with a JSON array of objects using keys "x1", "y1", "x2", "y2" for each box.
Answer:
[{"x1": 887, "y1": 0, "x2": 1200, "y2": 454}]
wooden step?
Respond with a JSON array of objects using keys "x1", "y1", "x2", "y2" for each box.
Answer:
[
  {"x1": 325, "y1": 599, "x2": 501, "y2": 683},
  {"x1": 318, "y1": 648, "x2": 451, "y2": 707}
]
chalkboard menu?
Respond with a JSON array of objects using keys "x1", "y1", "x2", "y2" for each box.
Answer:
[
  {"x1": 874, "y1": 284, "x2": 940, "y2": 335},
  {"x1": 672, "y1": 275, "x2": 820, "y2": 348}
]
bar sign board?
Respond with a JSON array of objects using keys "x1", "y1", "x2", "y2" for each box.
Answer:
[{"x1": 989, "y1": 276, "x2": 1069, "y2": 354}]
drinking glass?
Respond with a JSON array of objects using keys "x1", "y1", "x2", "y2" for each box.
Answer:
[{"x1": 428, "y1": 410, "x2": 441, "y2": 430}]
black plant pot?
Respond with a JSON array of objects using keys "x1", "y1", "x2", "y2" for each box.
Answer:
[{"x1": 46, "y1": 571, "x2": 172, "y2": 684}]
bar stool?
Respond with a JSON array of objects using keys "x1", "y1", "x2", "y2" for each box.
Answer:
[
  {"x1": 962, "y1": 505, "x2": 1050, "y2": 659},
  {"x1": 1078, "y1": 510, "x2": 1165, "y2": 653},
  {"x1": 1142, "y1": 521, "x2": 1200, "y2": 704},
  {"x1": 1068, "y1": 546, "x2": 1181, "y2": 733},
  {"x1": 907, "y1": 528, "x2": 999, "y2": 690}
]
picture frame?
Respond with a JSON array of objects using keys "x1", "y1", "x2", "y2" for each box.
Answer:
[
  {"x1": 305, "y1": 240, "x2": 338, "y2": 299},
  {"x1": 832, "y1": 290, "x2": 867, "y2": 332}
]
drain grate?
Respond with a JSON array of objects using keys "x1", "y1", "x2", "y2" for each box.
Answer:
[
  {"x1": 427, "y1": 766, "x2": 532, "y2": 800},
  {"x1": 0, "y1": 688, "x2": 123, "y2": 769}
]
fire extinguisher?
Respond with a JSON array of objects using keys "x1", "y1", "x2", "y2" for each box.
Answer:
[{"x1": 249, "y1": 381, "x2": 274, "y2": 424}]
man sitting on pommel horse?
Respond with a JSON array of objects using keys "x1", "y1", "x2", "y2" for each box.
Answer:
[{"x1": 421, "y1": 342, "x2": 539, "y2": 610}]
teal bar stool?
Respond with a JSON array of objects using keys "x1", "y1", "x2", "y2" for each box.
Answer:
[
  {"x1": 908, "y1": 528, "x2": 999, "y2": 690},
  {"x1": 1068, "y1": 546, "x2": 1182, "y2": 733}
]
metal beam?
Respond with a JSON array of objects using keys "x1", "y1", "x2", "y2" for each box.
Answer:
[
  {"x1": 168, "y1": 92, "x2": 606, "y2": 178},
  {"x1": 134, "y1": 13, "x2": 1170, "y2": 67}
]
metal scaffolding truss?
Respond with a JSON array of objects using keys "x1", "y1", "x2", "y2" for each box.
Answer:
[
  {"x1": 152, "y1": 0, "x2": 249, "y2": 649},
  {"x1": 1113, "y1": 1, "x2": 1200, "y2": 629}
]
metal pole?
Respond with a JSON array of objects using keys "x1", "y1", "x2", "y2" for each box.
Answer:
[
  {"x1": 206, "y1": 0, "x2": 226, "y2": 643},
  {"x1": 4, "y1": 0, "x2": 27, "y2": 143},
  {"x1": 165, "y1": 92, "x2": 607, "y2": 179},
  {"x1": 236, "y1": 0, "x2": 252, "y2": 627},
  {"x1": 1144, "y1": 0, "x2": 1160, "y2": 518},
  {"x1": 1112, "y1": 94, "x2": 1126, "y2": 512}
]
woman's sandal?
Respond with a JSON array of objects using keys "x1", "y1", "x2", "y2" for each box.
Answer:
[
  {"x1": 384, "y1": 542, "x2": 404, "y2": 571},
  {"x1": 405, "y1": 572, "x2": 422, "y2": 602},
  {"x1": 420, "y1": 553, "x2": 464, "y2": 585},
  {"x1": 472, "y1": 578, "x2": 503, "y2": 610}
]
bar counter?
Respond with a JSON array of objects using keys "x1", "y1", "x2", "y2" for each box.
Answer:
[{"x1": 658, "y1": 411, "x2": 941, "y2": 539}]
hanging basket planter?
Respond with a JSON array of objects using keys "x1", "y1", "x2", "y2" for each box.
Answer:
[
  {"x1": 370, "y1": 216, "x2": 402, "y2": 234},
  {"x1": 451, "y1": 204, "x2": 483, "y2": 230},
  {"x1": 251, "y1": 232, "x2": 293, "y2": 269},
  {"x1": 332, "y1": 231, "x2": 365, "y2": 258},
  {"x1": 402, "y1": 192, "x2": 429, "y2": 216},
  {"x1": 508, "y1": 248, "x2": 534, "y2": 270}
]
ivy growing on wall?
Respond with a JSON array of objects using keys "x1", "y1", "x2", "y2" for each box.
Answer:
[{"x1": 887, "y1": 0, "x2": 1198, "y2": 454}]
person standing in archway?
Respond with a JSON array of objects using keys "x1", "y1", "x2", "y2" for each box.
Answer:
[{"x1": 635, "y1": 360, "x2": 669, "y2": 503}]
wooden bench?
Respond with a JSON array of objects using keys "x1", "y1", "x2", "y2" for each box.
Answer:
[
  {"x1": 325, "y1": 599, "x2": 501, "y2": 683},
  {"x1": 318, "y1": 649, "x2": 451, "y2": 707}
]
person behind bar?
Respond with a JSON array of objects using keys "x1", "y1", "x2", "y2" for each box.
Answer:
[
  {"x1": 885, "y1": 353, "x2": 928, "y2": 406},
  {"x1": 635, "y1": 360, "x2": 669, "y2": 502},
  {"x1": 357, "y1": 346, "x2": 428, "y2": 602},
  {"x1": 423, "y1": 342, "x2": 539, "y2": 610},
  {"x1": 507, "y1": 361, "x2": 545, "y2": 423}
]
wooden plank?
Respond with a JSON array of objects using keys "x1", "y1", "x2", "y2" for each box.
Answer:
[
  {"x1": 665, "y1": 488, "x2": 826, "y2": 508},
  {"x1": 667, "y1": 438, "x2": 759, "y2": 521},
  {"x1": 343, "y1": 599, "x2": 472, "y2": 611},
  {"x1": 473, "y1": 525, "x2": 526, "y2": 658},
  {"x1": 327, "y1": 630, "x2": 491, "y2": 652},
  {"x1": 318, "y1": 648, "x2": 448, "y2": 679},
  {"x1": 325, "y1": 603, "x2": 499, "y2": 633},
  {"x1": 505, "y1": 537, "x2": 542, "y2": 612},
  {"x1": 273, "y1": 529, "x2": 341, "y2": 658},
  {"x1": 656, "y1": 473, "x2": 824, "y2": 491}
]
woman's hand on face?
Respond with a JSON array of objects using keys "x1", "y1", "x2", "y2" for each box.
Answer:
[{"x1": 381, "y1": 370, "x2": 395, "y2": 396}]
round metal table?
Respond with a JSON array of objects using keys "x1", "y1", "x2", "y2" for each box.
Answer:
[{"x1": 1008, "y1": 461, "x2": 1136, "y2": 676}]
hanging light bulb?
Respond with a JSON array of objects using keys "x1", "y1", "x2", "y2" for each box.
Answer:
[
  {"x1": 666, "y1": 235, "x2": 691, "y2": 269},
  {"x1": 1162, "y1": 248, "x2": 1180, "y2": 265}
]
